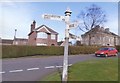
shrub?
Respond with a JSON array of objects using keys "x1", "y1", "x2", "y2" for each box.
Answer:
[
  {"x1": 69, "y1": 46, "x2": 100, "y2": 54},
  {"x1": 2, "y1": 45, "x2": 64, "y2": 58},
  {"x1": 115, "y1": 45, "x2": 120, "y2": 52}
]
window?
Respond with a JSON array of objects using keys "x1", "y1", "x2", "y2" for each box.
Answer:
[
  {"x1": 51, "y1": 34, "x2": 55, "y2": 39},
  {"x1": 36, "y1": 43, "x2": 47, "y2": 46},
  {"x1": 15, "y1": 41, "x2": 18, "y2": 45},
  {"x1": 37, "y1": 32, "x2": 47, "y2": 38}
]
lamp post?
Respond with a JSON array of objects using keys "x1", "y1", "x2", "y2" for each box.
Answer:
[
  {"x1": 62, "y1": 8, "x2": 72, "y2": 82},
  {"x1": 14, "y1": 29, "x2": 17, "y2": 39},
  {"x1": 14, "y1": 29, "x2": 17, "y2": 45}
]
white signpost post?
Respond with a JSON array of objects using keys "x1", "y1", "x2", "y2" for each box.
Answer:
[{"x1": 42, "y1": 8, "x2": 79, "y2": 82}]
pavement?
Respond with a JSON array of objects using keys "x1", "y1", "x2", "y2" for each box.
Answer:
[{"x1": 2, "y1": 54, "x2": 119, "y2": 81}]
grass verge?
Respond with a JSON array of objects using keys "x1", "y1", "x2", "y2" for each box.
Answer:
[{"x1": 42, "y1": 57, "x2": 118, "y2": 81}]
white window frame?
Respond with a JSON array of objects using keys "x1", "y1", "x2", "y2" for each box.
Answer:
[
  {"x1": 36, "y1": 43, "x2": 47, "y2": 46},
  {"x1": 37, "y1": 32, "x2": 47, "y2": 39},
  {"x1": 51, "y1": 34, "x2": 56, "y2": 40},
  {"x1": 15, "y1": 41, "x2": 18, "y2": 45}
]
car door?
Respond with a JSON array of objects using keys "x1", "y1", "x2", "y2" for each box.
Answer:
[
  {"x1": 111, "y1": 48, "x2": 116, "y2": 55},
  {"x1": 109, "y1": 48, "x2": 114, "y2": 56},
  {"x1": 108, "y1": 48, "x2": 112, "y2": 56}
]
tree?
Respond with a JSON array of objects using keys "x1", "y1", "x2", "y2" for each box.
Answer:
[{"x1": 77, "y1": 4, "x2": 107, "y2": 31}]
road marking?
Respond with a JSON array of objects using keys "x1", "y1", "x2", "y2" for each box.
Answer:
[
  {"x1": 45, "y1": 64, "x2": 73, "y2": 69},
  {"x1": 68, "y1": 64, "x2": 72, "y2": 66},
  {"x1": 45, "y1": 66, "x2": 55, "y2": 69},
  {"x1": 3, "y1": 64, "x2": 73, "y2": 73},
  {"x1": 9, "y1": 69, "x2": 23, "y2": 73},
  {"x1": 27, "y1": 68, "x2": 39, "y2": 71},
  {"x1": 56, "y1": 66, "x2": 63, "y2": 68},
  {"x1": 0, "y1": 72, "x2": 5, "y2": 74}
]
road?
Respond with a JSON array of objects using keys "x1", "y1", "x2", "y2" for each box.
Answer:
[{"x1": 2, "y1": 54, "x2": 119, "y2": 81}]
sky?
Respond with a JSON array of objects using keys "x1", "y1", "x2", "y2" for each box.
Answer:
[{"x1": 0, "y1": 1, "x2": 119, "y2": 42}]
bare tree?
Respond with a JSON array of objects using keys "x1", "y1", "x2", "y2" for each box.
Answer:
[{"x1": 77, "y1": 4, "x2": 107, "y2": 31}]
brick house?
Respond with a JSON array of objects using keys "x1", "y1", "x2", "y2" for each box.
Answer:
[
  {"x1": 28, "y1": 21, "x2": 58, "y2": 46},
  {"x1": 81, "y1": 25, "x2": 120, "y2": 46}
]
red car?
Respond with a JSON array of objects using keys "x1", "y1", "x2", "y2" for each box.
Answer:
[{"x1": 95, "y1": 47, "x2": 118, "y2": 57}]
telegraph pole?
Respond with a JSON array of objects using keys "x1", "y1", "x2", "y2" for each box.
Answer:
[{"x1": 62, "y1": 8, "x2": 72, "y2": 82}]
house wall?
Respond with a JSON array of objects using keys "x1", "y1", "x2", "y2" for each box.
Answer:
[
  {"x1": 82, "y1": 32, "x2": 120, "y2": 46},
  {"x1": 36, "y1": 33, "x2": 58, "y2": 46},
  {"x1": 13, "y1": 40, "x2": 28, "y2": 45},
  {"x1": 28, "y1": 32, "x2": 37, "y2": 46}
]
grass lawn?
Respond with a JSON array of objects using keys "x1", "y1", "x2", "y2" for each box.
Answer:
[{"x1": 42, "y1": 57, "x2": 118, "y2": 81}]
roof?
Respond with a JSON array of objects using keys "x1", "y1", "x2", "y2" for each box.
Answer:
[
  {"x1": 82, "y1": 26, "x2": 120, "y2": 37},
  {"x1": 1, "y1": 39, "x2": 13, "y2": 44},
  {"x1": 14, "y1": 38, "x2": 28, "y2": 41},
  {"x1": 28, "y1": 25, "x2": 58, "y2": 36}
]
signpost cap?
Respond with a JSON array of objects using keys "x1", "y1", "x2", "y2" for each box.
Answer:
[{"x1": 65, "y1": 7, "x2": 72, "y2": 16}]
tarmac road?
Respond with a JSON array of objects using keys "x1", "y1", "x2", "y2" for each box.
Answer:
[{"x1": 2, "y1": 54, "x2": 119, "y2": 81}]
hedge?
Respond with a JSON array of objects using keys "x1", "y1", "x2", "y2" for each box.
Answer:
[
  {"x1": 116, "y1": 45, "x2": 120, "y2": 52},
  {"x1": 2, "y1": 45, "x2": 64, "y2": 58},
  {"x1": 69, "y1": 46, "x2": 99, "y2": 54},
  {"x1": 2, "y1": 45, "x2": 120, "y2": 58}
]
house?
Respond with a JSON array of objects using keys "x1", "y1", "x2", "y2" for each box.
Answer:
[
  {"x1": 1, "y1": 39, "x2": 13, "y2": 45},
  {"x1": 81, "y1": 25, "x2": 120, "y2": 46},
  {"x1": 13, "y1": 38, "x2": 28, "y2": 45},
  {"x1": 28, "y1": 20, "x2": 58, "y2": 46},
  {"x1": 0, "y1": 38, "x2": 28, "y2": 45}
]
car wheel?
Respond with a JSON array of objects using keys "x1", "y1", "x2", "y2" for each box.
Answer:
[
  {"x1": 115, "y1": 53, "x2": 118, "y2": 56},
  {"x1": 105, "y1": 54, "x2": 108, "y2": 57},
  {"x1": 95, "y1": 54, "x2": 98, "y2": 57}
]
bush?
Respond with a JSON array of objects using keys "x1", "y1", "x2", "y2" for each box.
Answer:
[
  {"x1": 69, "y1": 46, "x2": 100, "y2": 55},
  {"x1": 2, "y1": 45, "x2": 64, "y2": 58},
  {"x1": 116, "y1": 45, "x2": 120, "y2": 52},
  {"x1": 2, "y1": 45, "x2": 100, "y2": 58}
]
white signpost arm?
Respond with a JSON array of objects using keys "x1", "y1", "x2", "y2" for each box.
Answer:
[{"x1": 42, "y1": 14, "x2": 65, "y2": 21}]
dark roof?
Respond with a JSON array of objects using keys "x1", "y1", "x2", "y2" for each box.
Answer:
[
  {"x1": 57, "y1": 41, "x2": 63, "y2": 46},
  {"x1": 36, "y1": 25, "x2": 58, "y2": 34},
  {"x1": 28, "y1": 25, "x2": 58, "y2": 36},
  {"x1": 1, "y1": 39, "x2": 13, "y2": 44},
  {"x1": 14, "y1": 38, "x2": 28, "y2": 41}
]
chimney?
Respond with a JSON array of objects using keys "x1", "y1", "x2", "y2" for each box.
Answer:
[
  {"x1": 101, "y1": 27, "x2": 104, "y2": 31},
  {"x1": 31, "y1": 24, "x2": 33, "y2": 32},
  {"x1": 30, "y1": 20, "x2": 36, "y2": 32},
  {"x1": 105, "y1": 28, "x2": 109, "y2": 33}
]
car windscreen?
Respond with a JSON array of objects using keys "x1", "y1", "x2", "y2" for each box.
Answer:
[{"x1": 99, "y1": 48, "x2": 109, "y2": 51}]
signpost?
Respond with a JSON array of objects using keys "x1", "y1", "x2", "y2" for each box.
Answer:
[
  {"x1": 69, "y1": 21, "x2": 79, "y2": 29},
  {"x1": 42, "y1": 8, "x2": 79, "y2": 82},
  {"x1": 69, "y1": 33, "x2": 81, "y2": 40},
  {"x1": 42, "y1": 14, "x2": 65, "y2": 21}
]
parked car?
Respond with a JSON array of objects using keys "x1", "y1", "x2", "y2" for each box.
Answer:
[{"x1": 95, "y1": 47, "x2": 118, "y2": 57}]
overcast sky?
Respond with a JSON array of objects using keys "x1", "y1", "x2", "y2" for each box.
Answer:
[{"x1": 0, "y1": 1, "x2": 119, "y2": 42}]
